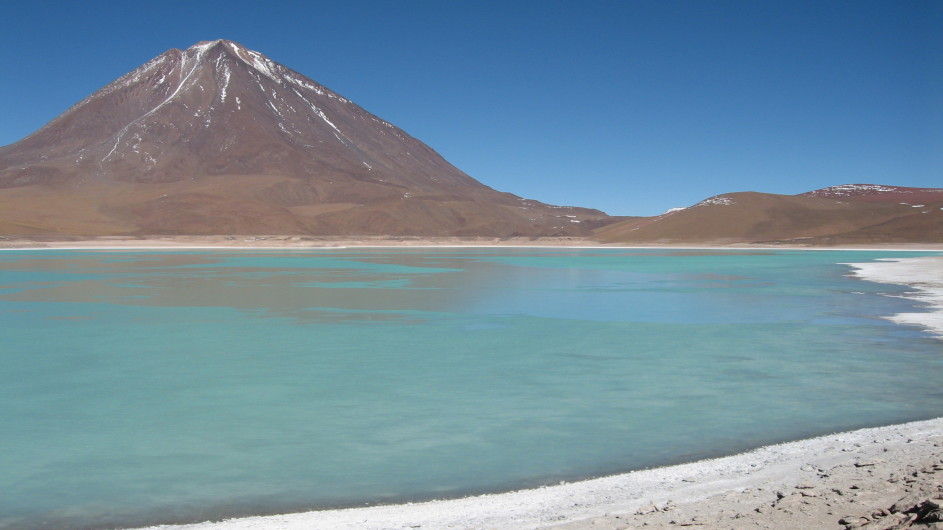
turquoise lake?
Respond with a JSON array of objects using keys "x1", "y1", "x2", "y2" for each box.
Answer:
[{"x1": 1, "y1": 248, "x2": 941, "y2": 529}]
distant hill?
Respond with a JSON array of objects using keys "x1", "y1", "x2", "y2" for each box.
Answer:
[
  {"x1": 594, "y1": 184, "x2": 943, "y2": 245},
  {"x1": 0, "y1": 39, "x2": 610, "y2": 237}
]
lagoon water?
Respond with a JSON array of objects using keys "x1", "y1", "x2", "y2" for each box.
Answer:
[{"x1": 1, "y1": 248, "x2": 941, "y2": 529}]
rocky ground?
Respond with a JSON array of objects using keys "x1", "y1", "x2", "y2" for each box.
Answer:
[
  {"x1": 549, "y1": 434, "x2": 943, "y2": 529},
  {"x1": 140, "y1": 419, "x2": 943, "y2": 530}
]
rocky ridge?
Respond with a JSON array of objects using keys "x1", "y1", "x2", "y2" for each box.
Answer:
[
  {"x1": 547, "y1": 442, "x2": 943, "y2": 529},
  {"x1": 594, "y1": 184, "x2": 943, "y2": 245}
]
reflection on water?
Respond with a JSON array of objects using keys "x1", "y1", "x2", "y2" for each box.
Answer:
[
  {"x1": 0, "y1": 248, "x2": 940, "y2": 529},
  {"x1": 0, "y1": 249, "x2": 879, "y2": 324}
]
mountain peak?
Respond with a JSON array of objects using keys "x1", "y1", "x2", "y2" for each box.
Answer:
[
  {"x1": 178, "y1": 39, "x2": 295, "y2": 85},
  {"x1": 186, "y1": 39, "x2": 245, "y2": 53},
  {"x1": 188, "y1": 39, "x2": 250, "y2": 60},
  {"x1": 0, "y1": 40, "x2": 609, "y2": 237},
  {"x1": 191, "y1": 38, "x2": 228, "y2": 48}
]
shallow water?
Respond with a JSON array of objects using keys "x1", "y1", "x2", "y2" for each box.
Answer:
[{"x1": 1, "y1": 248, "x2": 941, "y2": 529}]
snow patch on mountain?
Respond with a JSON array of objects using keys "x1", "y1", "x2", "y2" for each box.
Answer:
[
  {"x1": 223, "y1": 41, "x2": 282, "y2": 83},
  {"x1": 694, "y1": 196, "x2": 734, "y2": 207},
  {"x1": 102, "y1": 44, "x2": 213, "y2": 163},
  {"x1": 286, "y1": 73, "x2": 325, "y2": 96},
  {"x1": 805, "y1": 184, "x2": 902, "y2": 198},
  {"x1": 109, "y1": 54, "x2": 170, "y2": 94},
  {"x1": 216, "y1": 55, "x2": 231, "y2": 103}
]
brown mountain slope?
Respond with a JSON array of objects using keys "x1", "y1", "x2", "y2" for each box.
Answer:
[
  {"x1": 594, "y1": 189, "x2": 941, "y2": 245},
  {"x1": 786, "y1": 202, "x2": 943, "y2": 244},
  {"x1": 0, "y1": 39, "x2": 610, "y2": 237}
]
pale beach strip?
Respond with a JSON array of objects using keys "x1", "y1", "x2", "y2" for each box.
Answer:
[
  {"x1": 136, "y1": 419, "x2": 943, "y2": 530},
  {"x1": 844, "y1": 256, "x2": 943, "y2": 339},
  {"x1": 1, "y1": 235, "x2": 943, "y2": 252},
  {"x1": 132, "y1": 253, "x2": 943, "y2": 530}
]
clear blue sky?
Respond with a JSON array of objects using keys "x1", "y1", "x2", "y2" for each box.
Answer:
[{"x1": 1, "y1": 1, "x2": 940, "y2": 216}]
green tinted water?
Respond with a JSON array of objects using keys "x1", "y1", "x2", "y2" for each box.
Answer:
[{"x1": 1, "y1": 249, "x2": 940, "y2": 528}]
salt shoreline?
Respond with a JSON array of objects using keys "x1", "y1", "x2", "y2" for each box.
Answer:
[
  {"x1": 1, "y1": 235, "x2": 942, "y2": 251},
  {"x1": 126, "y1": 253, "x2": 943, "y2": 530},
  {"x1": 139, "y1": 419, "x2": 943, "y2": 530},
  {"x1": 845, "y1": 257, "x2": 943, "y2": 340}
]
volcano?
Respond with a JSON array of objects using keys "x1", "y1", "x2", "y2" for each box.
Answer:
[{"x1": 0, "y1": 39, "x2": 610, "y2": 236}]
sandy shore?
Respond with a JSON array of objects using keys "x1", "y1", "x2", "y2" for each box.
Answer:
[
  {"x1": 2, "y1": 235, "x2": 943, "y2": 251},
  {"x1": 0, "y1": 235, "x2": 613, "y2": 249},
  {"x1": 124, "y1": 253, "x2": 943, "y2": 530}
]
